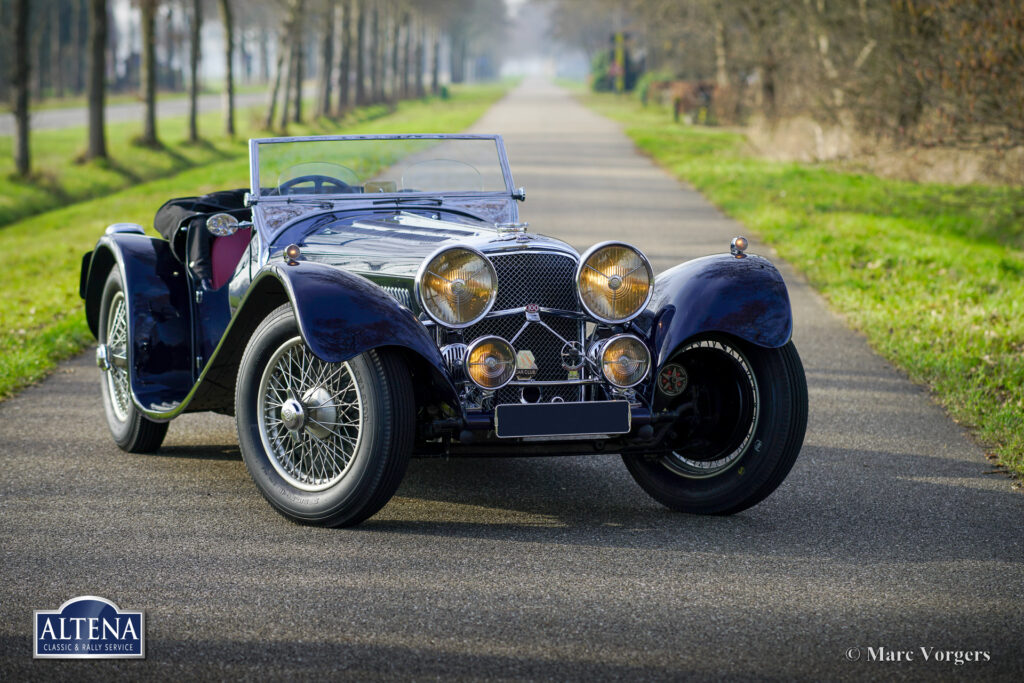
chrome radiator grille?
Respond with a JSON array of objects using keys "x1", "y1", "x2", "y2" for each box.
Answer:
[
  {"x1": 490, "y1": 252, "x2": 579, "y2": 312},
  {"x1": 462, "y1": 251, "x2": 582, "y2": 405}
]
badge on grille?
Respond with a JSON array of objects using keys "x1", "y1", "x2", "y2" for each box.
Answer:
[
  {"x1": 525, "y1": 303, "x2": 540, "y2": 321},
  {"x1": 515, "y1": 350, "x2": 538, "y2": 379}
]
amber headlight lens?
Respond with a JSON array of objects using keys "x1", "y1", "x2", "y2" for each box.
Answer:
[
  {"x1": 464, "y1": 336, "x2": 516, "y2": 389},
  {"x1": 417, "y1": 246, "x2": 497, "y2": 327},
  {"x1": 599, "y1": 334, "x2": 651, "y2": 388},
  {"x1": 576, "y1": 242, "x2": 654, "y2": 323}
]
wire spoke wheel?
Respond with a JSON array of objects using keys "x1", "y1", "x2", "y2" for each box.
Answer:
[
  {"x1": 104, "y1": 291, "x2": 131, "y2": 422},
  {"x1": 257, "y1": 337, "x2": 364, "y2": 492}
]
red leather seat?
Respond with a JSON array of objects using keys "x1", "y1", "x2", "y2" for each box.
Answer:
[{"x1": 210, "y1": 227, "x2": 252, "y2": 289}]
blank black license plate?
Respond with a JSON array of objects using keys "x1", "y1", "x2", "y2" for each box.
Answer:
[{"x1": 494, "y1": 401, "x2": 631, "y2": 439}]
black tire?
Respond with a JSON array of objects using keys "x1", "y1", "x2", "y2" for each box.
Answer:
[
  {"x1": 235, "y1": 304, "x2": 414, "y2": 527},
  {"x1": 97, "y1": 269, "x2": 169, "y2": 453},
  {"x1": 623, "y1": 337, "x2": 807, "y2": 515}
]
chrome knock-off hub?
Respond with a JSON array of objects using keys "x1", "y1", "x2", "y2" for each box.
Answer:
[{"x1": 280, "y1": 398, "x2": 305, "y2": 431}]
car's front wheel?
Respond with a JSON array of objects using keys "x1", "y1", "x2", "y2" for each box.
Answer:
[
  {"x1": 235, "y1": 304, "x2": 414, "y2": 527},
  {"x1": 97, "y1": 269, "x2": 169, "y2": 453},
  {"x1": 623, "y1": 336, "x2": 807, "y2": 514}
]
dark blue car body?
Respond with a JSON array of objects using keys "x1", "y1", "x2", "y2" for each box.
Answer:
[{"x1": 80, "y1": 134, "x2": 794, "y2": 458}]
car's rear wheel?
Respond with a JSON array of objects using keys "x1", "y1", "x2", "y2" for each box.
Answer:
[
  {"x1": 235, "y1": 304, "x2": 414, "y2": 527},
  {"x1": 623, "y1": 336, "x2": 807, "y2": 514},
  {"x1": 97, "y1": 269, "x2": 169, "y2": 453}
]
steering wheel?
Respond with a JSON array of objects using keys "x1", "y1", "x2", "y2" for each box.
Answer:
[{"x1": 276, "y1": 174, "x2": 354, "y2": 196}]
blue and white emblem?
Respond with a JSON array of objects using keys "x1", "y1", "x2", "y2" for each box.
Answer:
[{"x1": 34, "y1": 595, "x2": 145, "y2": 659}]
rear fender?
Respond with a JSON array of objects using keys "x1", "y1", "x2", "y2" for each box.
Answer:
[{"x1": 649, "y1": 253, "x2": 793, "y2": 367}]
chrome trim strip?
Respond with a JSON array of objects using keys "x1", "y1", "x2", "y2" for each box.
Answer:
[{"x1": 507, "y1": 379, "x2": 601, "y2": 386}]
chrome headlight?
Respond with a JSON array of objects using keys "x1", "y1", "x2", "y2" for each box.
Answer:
[
  {"x1": 576, "y1": 242, "x2": 654, "y2": 324},
  {"x1": 464, "y1": 336, "x2": 516, "y2": 389},
  {"x1": 416, "y1": 246, "x2": 497, "y2": 328},
  {"x1": 594, "y1": 334, "x2": 651, "y2": 388}
]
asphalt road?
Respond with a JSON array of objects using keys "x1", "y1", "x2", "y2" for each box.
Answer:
[
  {"x1": 0, "y1": 91, "x2": 266, "y2": 135},
  {"x1": 2, "y1": 78, "x2": 1022, "y2": 681}
]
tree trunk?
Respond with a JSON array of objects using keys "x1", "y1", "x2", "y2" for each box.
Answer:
[
  {"x1": 415, "y1": 25, "x2": 425, "y2": 98},
  {"x1": 401, "y1": 13, "x2": 411, "y2": 100},
  {"x1": 761, "y1": 52, "x2": 777, "y2": 119},
  {"x1": 259, "y1": 28, "x2": 270, "y2": 83},
  {"x1": 431, "y1": 35, "x2": 440, "y2": 95},
  {"x1": 188, "y1": 0, "x2": 201, "y2": 141},
  {"x1": 140, "y1": 0, "x2": 158, "y2": 145},
  {"x1": 369, "y1": 5, "x2": 379, "y2": 103},
  {"x1": 32, "y1": 4, "x2": 48, "y2": 99},
  {"x1": 355, "y1": 0, "x2": 366, "y2": 105},
  {"x1": 390, "y1": 12, "x2": 400, "y2": 102},
  {"x1": 264, "y1": 33, "x2": 286, "y2": 129},
  {"x1": 218, "y1": 0, "x2": 235, "y2": 136},
  {"x1": 86, "y1": 0, "x2": 107, "y2": 158},
  {"x1": 12, "y1": 0, "x2": 30, "y2": 175},
  {"x1": 450, "y1": 35, "x2": 466, "y2": 84},
  {"x1": 316, "y1": 2, "x2": 335, "y2": 117},
  {"x1": 73, "y1": 0, "x2": 86, "y2": 94},
  {"x1": 292, "y1": 35, "x2": 303, "y2": 123},
  {"x1": 51, "y1": 1, "x2": 64, "y2": 97},
  {"x1": 280, "y1": 39, "x2": 293, "y2": 129},
  {"x1": 0, "y1": 1, "x2": 9, "y2": 102},
  {"x1": 163, "y1": 5, "x2": 175, "y2": 90},
  {"x1": 336, "y1": 0, "x2": 351, "y2": 113},
  {"x1": 713, "y1": 16, "x2": 728, "y2": 89}
]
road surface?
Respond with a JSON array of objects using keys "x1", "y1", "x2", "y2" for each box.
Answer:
[
  {"x1": 1, "y1": 79, "x2": 1021, "y2": 680},
  {"x1": 0, "y1": 92, "x2": 266, "y2": 135}
]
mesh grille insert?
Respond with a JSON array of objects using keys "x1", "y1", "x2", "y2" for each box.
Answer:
[{"x1": 490, "y1": 252, "x2": 579, "y2": 312}]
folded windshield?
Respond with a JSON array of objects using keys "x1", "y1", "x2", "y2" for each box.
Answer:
[{"x1": 251, "y1": 136, "x2": 511, "y2": 199}]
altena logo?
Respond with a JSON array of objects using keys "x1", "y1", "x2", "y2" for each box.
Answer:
[{"x1": 34, "y1": 596, "x2": 145, "y2": 659}]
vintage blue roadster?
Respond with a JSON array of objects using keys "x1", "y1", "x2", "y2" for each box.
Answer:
[{"x1": 79, "y1": 134, "x2": 807, "y2": 526}]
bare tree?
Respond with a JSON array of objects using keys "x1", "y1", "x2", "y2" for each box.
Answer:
[
  {"x1": 218, "y1": 0, "x2": 236, "y2": 135},
  {"x1": 431, "y1": 30, "x2": 440, "y2": 95},
  {"x1": 51, "y1": 1, "x2": 64, "y2": 97},
  {"x1": 11, "y1": 0, "x2": 30, "y2": 175},
  {"x1": 291, "y1": 12, "x2": 304, "y2": 123},
  {"x1": 139, "y1": 0, "x2": 159, "y2": 145},
  {"x1": 369, "y1": 4, "x2": 380, "y2": 102},
  {"x1": 86, "y1": 0, "x2": 107, "y2": 160},
  {"x1": 355, "y1": 0, "x2": 367, "y2": 105},
  {"x1": 316, "y1": 1, "x2": 336, "y2": 117},
  {"x1": 401, "y1": 11, "x2": 411, "y2": 99},
  {"x1": 415, "y1": 22, "x2": 425, "y2": 98},
  {"x1": 188, "y1": 0, "x2": 201, "y2": 142},
  {"x1": 390, "y1": 10, "x2": 401, "y2": 101},
  {"x1": 335, "y1": 0, "x2": 352, "y2": 113}
]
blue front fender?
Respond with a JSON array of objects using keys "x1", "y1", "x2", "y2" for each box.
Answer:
[
  {"x1": 649, "y1": 253, "x2": 793, "y2": 366},
  {"x1": 265, "y1": 260, "x2": 449, "y2": 369},
  {"x1": 164, "y1": 260, "x2": 459, "y2": 419}
]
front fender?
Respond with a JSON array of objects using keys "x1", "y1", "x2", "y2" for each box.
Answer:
[
  {"x1": 254, "y1": 260, "x2": 458, "y2": 401},
  {"x1": 649, "y1": 253, "x2": 793, "y2": 366}
]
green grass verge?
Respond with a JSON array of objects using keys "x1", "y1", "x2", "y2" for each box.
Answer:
[
  {"x1": 582, "y1": 93, "x2": 1024, "y2": 478},
  {"x1": 0, "y1": 83, "x2": 510, "y2": 400},
  {"x1": 0, "y1": 83, "x2": 267, "y2": 114}
]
